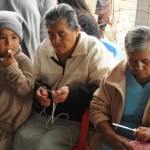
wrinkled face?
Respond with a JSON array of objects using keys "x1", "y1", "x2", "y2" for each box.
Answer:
[
  {"x1": 0, "y1": 29, "x2": 20, "y2": 58},
  {"x1": 127, "y1": 49, "x2": 150, "y2": 80},
  {"x1": 47, "y1": 19, "x2": 79, "y2": 55}
]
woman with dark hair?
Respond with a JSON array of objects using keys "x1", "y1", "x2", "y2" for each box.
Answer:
[
  {"x1": 58, "y1": 0, "x2": 100, "y2": 39},
  {"x1": 14, "y1": 3, "x2": 113, "y2": 150}
]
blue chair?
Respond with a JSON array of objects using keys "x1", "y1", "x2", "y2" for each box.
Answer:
[{"x1": 101, "y1": 39, "x2": 123, "y2": 62}]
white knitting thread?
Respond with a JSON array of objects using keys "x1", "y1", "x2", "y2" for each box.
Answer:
[
  {"x1": 40, "y1": 107, "x2": 46, "y2": 115},
  {"x1": 37, "y1": 82, "x2": 73, "y2": 148},
  {"x1": 39, "y1": 106, "x2": 73, "y2": 148},
  {"x1": 51, "y1": 103, "x2": 57, "y2": 124},
  {"x1": 44, "y1": 103, "x2": 72, "y2": 148},
  {"x1": 45, "y1": 102, "x2": 69, "y2": 125}
]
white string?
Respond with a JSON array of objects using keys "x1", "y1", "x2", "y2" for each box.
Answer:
[
  {"x1": 40, "y1": 107, "x2": 47, "y2": 115},
  {"x1": 51, "y1": 103, "x2": 57, "y2": 124},
  {"x1": 39, "y1": 96, "x2": 73, "y2": 148},
  {"x1": 35, "y1": 81, "x2": 73, "y2": 148},
  {"x1": 45, "y1": 102, "x2": 69, "y2": 126}
]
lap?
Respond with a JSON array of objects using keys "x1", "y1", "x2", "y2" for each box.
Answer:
[{"x1": 13, "y1": 111, "x2": 81, "y2": 150}]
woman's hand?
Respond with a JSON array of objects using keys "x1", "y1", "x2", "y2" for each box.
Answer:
[
  {"x1": 110, "y1": 134, "x2": 136, "y2": 150},
  {"x1": 52, "y1": 86, "x2": 69, "y2": 103},
  {"x1": 134, "y1": 127, "x2": 150, "y2": 142},
  {"x1": 97, "y1": 121, "x2": 135, "y2": 150},
  {"x1": 35, "y1": 86, "x2": 51, "y2": 107}
]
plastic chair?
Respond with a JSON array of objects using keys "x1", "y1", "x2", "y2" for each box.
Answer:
[{"x1": 69, "y1": 108, "x2": 90, "y2": 150}]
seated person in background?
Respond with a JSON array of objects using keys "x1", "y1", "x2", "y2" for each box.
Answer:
[
  {"x1": 57, "y1": 0, "x2": 100, "y2": 39},
  {"x1": 88, "y1": 26, "x2": 150, "y2": 150},
  {"x1": 95, "y1": 0, "x2": 111, "y2": 38},
  {"x1": 0, "y1": 11, "x2": 34, "y2": 150},
  {"x1": 13, "y1": 3, "x2": 114, "y2": 150}
]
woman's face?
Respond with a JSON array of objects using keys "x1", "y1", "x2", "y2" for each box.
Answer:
[
  {"x1": 47, "y1": 19, "x2": 79, "y2": 55},
  {"x1": 127, "y1": 49, "x2": 150, "y2": 81}
]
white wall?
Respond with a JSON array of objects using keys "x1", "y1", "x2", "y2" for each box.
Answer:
[
  {"x1": 113, "y1": 0, "x2": 137, "y2": 49},
  {"x1": 135, "y1": 0, "x2": 150, "y2": 26}
]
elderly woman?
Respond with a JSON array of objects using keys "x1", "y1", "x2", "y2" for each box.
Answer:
[
  {"x1": 89, "y1": 26, "x2": 150, "y2": 150},
  {"x1": 13, "y1": 3, "x2": 113, "y2": 150}
]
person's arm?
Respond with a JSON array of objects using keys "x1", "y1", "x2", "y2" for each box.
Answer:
[{"x1": 5, "y1": 52, "x2": 34, "y2": 96}]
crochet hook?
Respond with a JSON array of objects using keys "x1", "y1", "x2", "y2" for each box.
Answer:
[{"x1": 112, "y1": 123, "x2": 137, "y2": 132}]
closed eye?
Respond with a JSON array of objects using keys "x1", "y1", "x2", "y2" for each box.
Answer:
[
  {"x1": 142, "y1": 60, "x2": 150, "y2": 64},
  {"x1": 0, "y1": 36, "x2": 6, "y2": 40}
]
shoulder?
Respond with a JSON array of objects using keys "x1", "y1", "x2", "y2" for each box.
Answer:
[
  {"x1": 77, "y1": 32, "x2": 98, "y2": 49},
  {"x1": 105, "y1": 59, "x2": 128, "y2": 81},
  {"x1": 80, "y1": 32, "x2": 108, "y2": 53},
  {"x1": 14, "y1": 49, "x2": 33, "y2": 72},
  {"x1": 15, "y1": 48, "x2": 31, "y2": 62},
  {"x1": 36, "y1": 38, "x2": 52, "y2": 54}
]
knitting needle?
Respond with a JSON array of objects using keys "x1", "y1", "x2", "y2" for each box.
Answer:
[{"x1": 112, "y1": 123, "x2": 137, "y2": 132}]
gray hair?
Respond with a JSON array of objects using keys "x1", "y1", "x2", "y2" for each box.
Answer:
[
  {"x1": 45, "y1": 3, "x2": 80, "y2": 31},
  {"x1": 125, "y1": 26, "x2": 150, "y2": 53}
]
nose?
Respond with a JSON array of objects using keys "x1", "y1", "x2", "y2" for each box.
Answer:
[
  {"x1": 6, "y1": 38, "x2": 13, "y2": 49},
  {"x1": 136, "y1": 62, "x2": 144, "y2": 71},
  {"x1": 52, "y1": 35, "x2": 60, "y2": 45}
]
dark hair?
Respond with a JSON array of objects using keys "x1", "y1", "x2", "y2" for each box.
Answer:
[
  {"x1": 45, "y1": 3, "x2": 80, "y2": 31},
  {"x1": 58, "y1": 0, "x2": 94, "y2": 19},
  {"x1": 125, "y1": 26, "x2": 150, "y2": 53},
  {"x1": 57, "y1": 0, "x2": 100, "y2": 39}
]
